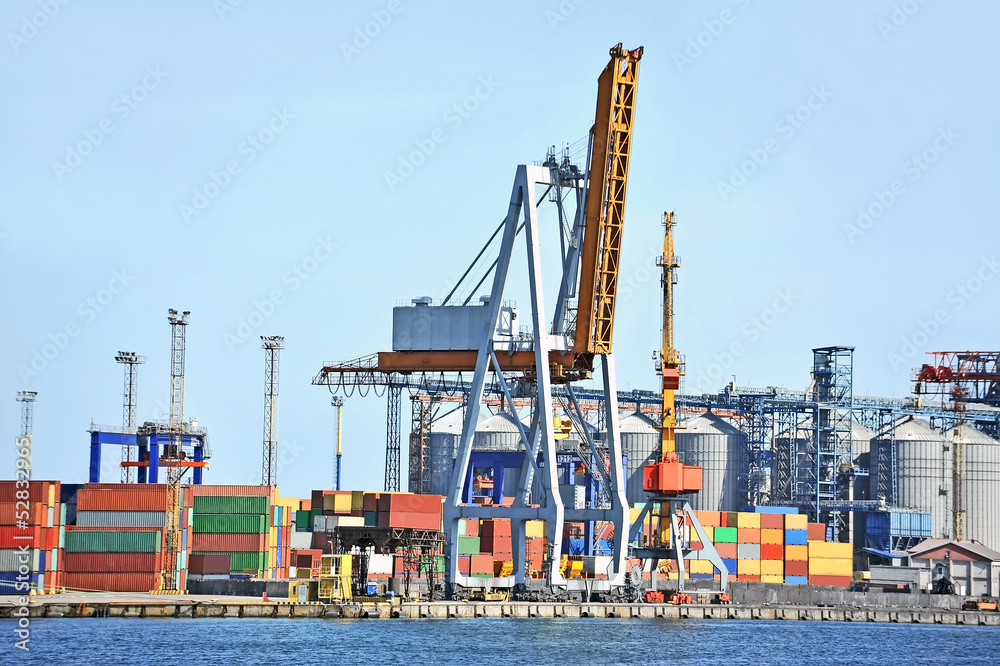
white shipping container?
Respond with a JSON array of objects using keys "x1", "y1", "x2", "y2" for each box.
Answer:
[
  {"x1": 76, "y1": 511, "x2": 167, "y2": 528},
  {"x1": 290, "y1": 532, "x2": 313, "y2": 550},
  {"x1": 368, "y1": 554, "x2": 393, "y2": 575},
  {"x1": 0, "y1": 549, "x2": 37, "y2": 573}
]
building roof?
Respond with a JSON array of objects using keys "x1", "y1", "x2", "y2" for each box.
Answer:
[
  {"x1": 618, "y1": 410, "x2": 658, "y2": 434},
  {"x1": 678, "y1": 412, "x2": 741, "y2": 436},
  {"x1": 943, "y1": 423, "x2": 1000, "y2": 446},
  {"x1": 908, "y1": 538, "x2": 1000, "y2": 562},
  {"x1": 876, "y1": 415, "x2": 944, "y2": 442}
]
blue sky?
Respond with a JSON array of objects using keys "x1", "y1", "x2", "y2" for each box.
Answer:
[{"x1": 2, "y1": 1, "x2": 997, "y2": 498}]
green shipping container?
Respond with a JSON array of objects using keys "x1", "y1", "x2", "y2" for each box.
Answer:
[
  {"x1": 458, "y1": 536, "x2": 480, "y2": 555},
  {"x1": 65, "y1": 530, "x2": 161, "y2": 553},
  {"x1": 363, "y1": 511, "x2": 377, "y2": 526},
  {"x1": 713, "y1": 527, "x2": 738, "y2": 543},
  {"x1": 193, "y1": 496, "x2": 270, "y2": 515},
  {"x1": 295, "y1": 510, "x2": 312, "y2": 531},
  {"x1": 192, "y1": 514, "x2": 267, "y2": 534}
]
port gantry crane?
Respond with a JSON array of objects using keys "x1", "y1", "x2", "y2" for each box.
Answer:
[
  {"x1": 627, "y1": 213, "x2": 730, "y2": 594},
  {"x1": 314, "y1": 44, "x2": 644, "y2": 597}
]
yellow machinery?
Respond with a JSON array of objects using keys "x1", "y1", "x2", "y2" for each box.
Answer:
[
  {"x1": 643, "y1": 214, "x2": 703, "y2": 496},
  {"x1": 317, "y1": 554, "x2": 354, "y2": 602}
]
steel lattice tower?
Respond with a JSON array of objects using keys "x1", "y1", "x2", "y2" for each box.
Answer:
[
  {"x1": 385, "y1": 385, "x2": 402, "y2": 491},
  {"x1": 16, "y1": 391, "x2": 37, "y2": 481},
  {"x1": 162, "y1": 309, "x2": 190, "y2": 592},
  {"x1": 261, "y1": 336, "x2": 284, "y2": 486},
  {"x1": 115, "y1": 351, "x2": 145, "y2": 483}
]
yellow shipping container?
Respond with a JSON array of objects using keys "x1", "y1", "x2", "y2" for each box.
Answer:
[
  {"x1": 760, "y1": 559, "x2": 783, "y2": 576},
  {"x1": 334, "y1": 493, "x2": 352, "y2": 514},
  {"x1": 760, "y1": 528, "x2": 783, "y2": 545},
  {"x1": 688, "y1": 559, "x2": 715, "y2": 575},
  {"x1": 785, "y1": 545, "x2": 808, "y2": 561},
  {"x1": 784, "y1": 514, "x2": 808, "y2": 530},
  {"x1": 630, "y1": 507, "x2": 646, "y2": 525},
  {"x1": 526, "y1": 520, "x2": 546, "y2": 538},
  {"x1": 807, "y1": 541, "x2": 852, "y2": 560},
  {"x1": 737, "y1": 559, "x2": 761, "y2": 576},
  {"x1": 725, "y1": 512, "x2": 740, "y2": 528},
  {"x1": 760, "y1": 575, "x2": 784, "y2": 583},
  {"x1": 352, "y1": 490, "x2": 365, "y2": 510},
  {"x1": 808, "y1": 557, "x2": 853, "y2": 577},
  {"x1": 736, "y1": 512, "x2": 761, "y2": 529}
]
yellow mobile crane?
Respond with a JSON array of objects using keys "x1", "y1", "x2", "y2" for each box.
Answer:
[{"x1": 644, "y1": 214, "x2": 702, "y2": 495}]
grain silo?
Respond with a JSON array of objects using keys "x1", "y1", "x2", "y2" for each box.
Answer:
[
  {"x1": 675, "y1": 413, "x2": 740, "y2": 512},
  {"x1": 428, "y1": 407, "x2": 477, "y2": 496},
  {"x1": 944, "y1": 423, "x2": 1000, "y2": 552},
  {"x1": 618, "y1": 411, "x2": 659, "y2": 504},
  {"x1": 474, "y1": 411, "x2": 526, "y2": 451},
  {"x1": 872, "y1": 416, "x2": 951, "y2": 539}
]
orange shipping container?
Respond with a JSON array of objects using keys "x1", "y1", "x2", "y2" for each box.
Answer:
[
  {"x1": 785, "y1": 544, "x2": 808, "y2": 561},
  {"x1": 760, "y1": 528, "x2": 783, "y2": 545},
  {"x1": 737, "y1": 528, "x2": 760, "y2": 544}
]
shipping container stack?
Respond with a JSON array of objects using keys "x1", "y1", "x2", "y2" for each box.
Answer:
[
  {"x1": 0, "y1": 480, "x2": 63, "y2": 595},
  {"x1": 64, "y1": 482, "x2": 191, "y2": 592},
  {"x1": 190, "y1": 485, "x2": 273, "y2": 578},
  {"x1": 270, "y1": 494, "x2": 297, "y2": 579},
  {"x1": 629, "y1": 506, "x2": 855, "y2": 588}
]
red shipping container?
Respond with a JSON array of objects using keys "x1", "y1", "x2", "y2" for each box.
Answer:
[
  {"x1": 63, "y1": 552, "x2": 161, "y2": 573},
  {"x1": 0, "y1": 525, "x2": 42, "y2": 549},
  {"x1": 191, "y1": 533, "x2": 266, "y2": 552},
  {"x1": 64, "y1": 572, "x2": 158, "y2": 593},
  {"x1": 759, "y1": 513, "x2": 785, "y2": 529},
  {"x1": 189, "y1": 553, "x2": 231, "y2": 575},
  {"x1": 377, "y1": 493, "x2": 443, "y2": 516},
  {"x1": 715, "y1": 542, "x2": 737, "y2": 559},
  {"x1": 808, "y1": 575, "x2": 851, "y2": 587},
  {"x1": 463, "y1": 519, "x2": 480, "y2": 537},
  {"x1": 458, "y1": 556, "x2": 471, "y2": 575},
  {"x1": 760, "y1": 544, "x2": 783, "y2": 560},
  {"x1": 311, "y1": 532, "x2": 335, "y2": 553},
  {"x1": 481, "y1": 533, "x2": 512, "y2": 549},
  {"x1": 85, "y1": 483, "x2": 165, "y2": 492},
  {"x1": 77, "y1": 489, "x2": 168, "y2": 512},
  {"x1": 0, "y1": 481, "x2": 59, "y2": 504},
  {"x1": 0, "y1": 502, "x2": 47, "y2": 526},
  {"x1": 807, "y1": 523, "x2": 826, "y2": 541},
  {"x1": 737, "y1": 528, "x2": 761, "y2": 544},
  {"x1": 190, "y1": 485, "x2": 274, "y2": 497},
  {"x1": 480, "y1": 518, "x2": 512, "y2": 538},
  {"x1": 362, "y1": 493, "x2": 379, "y2": 512},
  {"x1": 784, "y1": 560, "x2": 809, "y2": 577},
  {"x1": 378, "y1": 511, "x2": 441, "y2": 531}
]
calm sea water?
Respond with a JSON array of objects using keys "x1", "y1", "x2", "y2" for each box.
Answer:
[{"x1": 2, "y1": 617, "x2": 996, "y2": 665}]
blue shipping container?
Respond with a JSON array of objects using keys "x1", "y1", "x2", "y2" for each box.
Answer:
[
  {"x1": 755, "y1": 506, "x2": 799, "y2": 515},
  {"x1": 784, "y1": 529, "x2": 808, "y2": 545},
  {"x1": 568, "y1": 538, "x2": 585, "y2": 555},
  {"x1": 690, "y1": 573, "x2": 714, "y2": 580},
  {"x1": 785, "y1": 576, "x2": 808, "y2": 585},
  {"x1": 721, "y1": 558, "x2": 737, "y2": 574}
]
